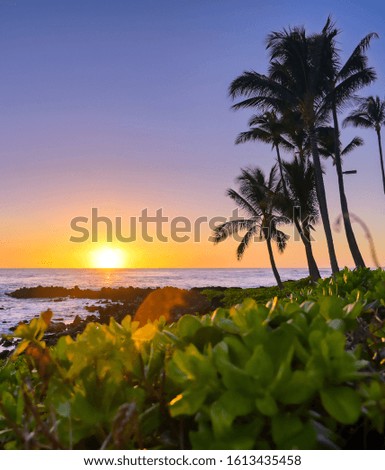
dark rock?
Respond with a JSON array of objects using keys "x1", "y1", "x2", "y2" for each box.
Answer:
[
  {"x1": 86, "y1": 315, "x2": 98, "y2": 323},
  {"x1": 46, "y1": 322, "x2": 67, "y2": 334},
  {"x1": 97, "y1": 301, "x2": 133, "y2": 325},
  {"x1": 72, "y1": 315, "x2": 82, "y2": 327},
  {"x1": 7, "y1": 285, "x2": 154, "y2": 302},
  {"x1": 0, "y1": 349, "x2": 11, "y2": 360},
  {"x1": 1, "y1": 339, "x2": 14, "y2": 348},
  {"x1": 84, "y1": 305, "x2": 99, "y2": 313}
]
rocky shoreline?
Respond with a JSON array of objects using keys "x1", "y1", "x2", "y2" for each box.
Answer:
[
  {"x1": 0, "y1": 280, "x2": 310, "y2": 360},
  {"x1": 7, "y1": 285, "x2": 156, "y2": 301}
]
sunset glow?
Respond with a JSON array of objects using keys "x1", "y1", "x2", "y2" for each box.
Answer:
[{"x1": 90, "y1": 247, "x2": 127, "y2": 269}]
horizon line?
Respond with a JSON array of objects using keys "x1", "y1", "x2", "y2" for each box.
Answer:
[{"x1": 0, "y1": 266, "x2": 337, "y2": 270}]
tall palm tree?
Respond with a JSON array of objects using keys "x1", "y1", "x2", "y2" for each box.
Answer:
[
  {"x1": 281, "y1": 157, "x2": 321, "y2": 281},
  {"x1": 213, "y1": 166, "x2": 289, "y2": 288},
  {"x1": 344, "y1": 96, "x2": 385, "y2": 195},
  {"x1": 229, "y1": 21, "x2": 340, "y2": 273},
  {"x1": 321, "y1": 25, "x2": 377, "y2": 268},
  {"x1": 235, "y1": 111, "x2": 294, "y2": 196}
]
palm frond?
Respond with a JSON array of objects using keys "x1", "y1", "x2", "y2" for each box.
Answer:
[
  {"x1": 235, "y1": 128, "x2": 273, "y2": 145},
  {"x1": 282, "y1": 158, "x2": 319, "y2": 223},
  {"x1": 236, "y1": 226, "x2": 259, "y2": 260},
  {"x1": 226, "y1": 188, "x2": 261, "y2": 218},
  {"x1": 344, "y1": 96, "x2": 385, "y2": 129},
  {"x1": 212, "y1": 219, "x2": 257, "y2": 245},
  {"x1": 341, "y1": 136, "x2": 364, "y2": 156},
  {"x1": 267, "y1": 165, "x2": 278, "y2": 191},
  {"x1": 333, "y1": 68, "x2": 377, "y2": 110},
  {"x1": 272, "y1": 229, "x2": 290, "y2": 253},
  {"x1": 338, "y1": 33, "x2": 378, "y2": 80},
  {"x1": 231, "y1": 96, "x2": 289, "y2": 112},
  {"x1": 343, "y1": 113, "x2": 373, "y2": 129}
]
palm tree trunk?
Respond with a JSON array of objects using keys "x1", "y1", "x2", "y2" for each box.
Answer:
[
  {"x1": 266, "y1": 237, "x2": 283, "y2": 289},
  {"x1": 376, "y1": 128, "x2": 385, "y2": 195},
  {"x1": 308, "y1": 127, "x2": 340, "y2": 274},
  {"x1": 332, "y1": 105, "x2": 365, "y2": 268},
  {"x1": 275, "y1": 144, "x2": 288, "y2": 198},
  {"x1": 294, "y1": 216, "x2": 321, "y2": 281}
]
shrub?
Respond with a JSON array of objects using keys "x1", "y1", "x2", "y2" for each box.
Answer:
[{"x1": 1, "y1": 268, "x2": 385, "y2": 449}]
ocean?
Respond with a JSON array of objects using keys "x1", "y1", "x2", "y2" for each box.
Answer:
[{"x1": 0, "y1": 268, "x2": 331, "y2": 335}]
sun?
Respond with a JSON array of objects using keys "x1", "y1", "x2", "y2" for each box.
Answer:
[{"x1": 91, "y1": 247, "x2": 127, "y2": 269}]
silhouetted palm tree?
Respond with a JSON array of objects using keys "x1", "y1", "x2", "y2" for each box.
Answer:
[
  {"x1": 281, "y1": 157, "x2": 321, "y2": 281},
  {"x1": 235, "y1": 111, "x2": 293, "y2": 196},
  {"x1": 321, "y1": 25, "x2": 377, "y2": 268},
  {"x1": 229, "y1": 20, "x2": 340, "y2": 273},
  {"x1": 213, "y1": 166, "x2": 289, "y2": 288},
  {"x1": 344, "y1": 96, "x2": 385, "y2": 196}
]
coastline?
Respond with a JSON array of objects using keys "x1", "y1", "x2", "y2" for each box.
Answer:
[{"x1": 0, "y1": 278, "x2": 310, "y2": 358}]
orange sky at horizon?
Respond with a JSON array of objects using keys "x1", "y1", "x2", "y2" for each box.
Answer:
[{"x1": 1, "y1": 198, "x2": 383, "y2": 270}]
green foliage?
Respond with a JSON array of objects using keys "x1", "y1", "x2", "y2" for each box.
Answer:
[
  {"x1": 202, "y1": 277, "x2": 313, "y2": 307},
  {"x1": 1, "y1": 268, "x2": 385, "y2": 449},
  {"x1": 0, "y1": 316, "x2": 175, "y2": 449},
  {"x1": 167, "y1": 291, "x2": 378, "y2": 449}
]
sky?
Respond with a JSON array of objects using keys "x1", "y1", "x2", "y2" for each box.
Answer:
[{"x1": 0, "y1": 0, "x2": 384, "y2": 269}]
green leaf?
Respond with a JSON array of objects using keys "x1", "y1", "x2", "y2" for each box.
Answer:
[
  {"x1": 177, "y1": 315, "x2": 202, "y2": 339},
  {"x1": 209, "y1": 390, "x2": 256, "y2": 438},
  {"x1": 70, "y1": 393, "x2": 105, "y2": 425},
  {"x1": 244, "y1": 345, "x2": 274, "y2": 384},
  {"x1": 278, "y1": 371, "x2": 316, "y2": 405},
  {"x1": 190, "y1": 420, "x2": 260, "y2": 450},
  {"x1": 318, "y1": 297, "x2": 345, "y2": 321},
  {"x1": 169, "y1": 388, "x2": 207, "y2": 417},
  {"x1": 256, "y1": 394, "x2": 278, "y2": 416},
  {"x1": 167, "y1": 344, "x2": 216, "y2": 385},
  {"x1": 213, "y1": 342, "x2": 257, "y2": 394},
  {"x1": 212, "y1": 316, "x2": 241, "y2": 334},
  {"x1": 272, "y1": 415, "x2": 316, "y2": 449},
  {"x1": 121, "y1": 315, "x2": 133, "y2": 332},
  {"x1": 217, "y1": 390, "x2": 254, "y2": 416},
  {"x1": 1, "y1": 392, "x2": 17, "y2": 422},
  {"x1": 191, "y1": 326, "x2": 223, "y2": 350},
  {"x1": 223, "y1": 336, "x2": 250, "y2": 367},
  {"x1": 320, "y1": 386, "x2": 361, "y2": 424},
  {"x1": 139, "y1": 404, "x2": 161, "y2": 435},
  {"x1": 210, "y1": 400, "x2": 234, "y2": 437}
]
